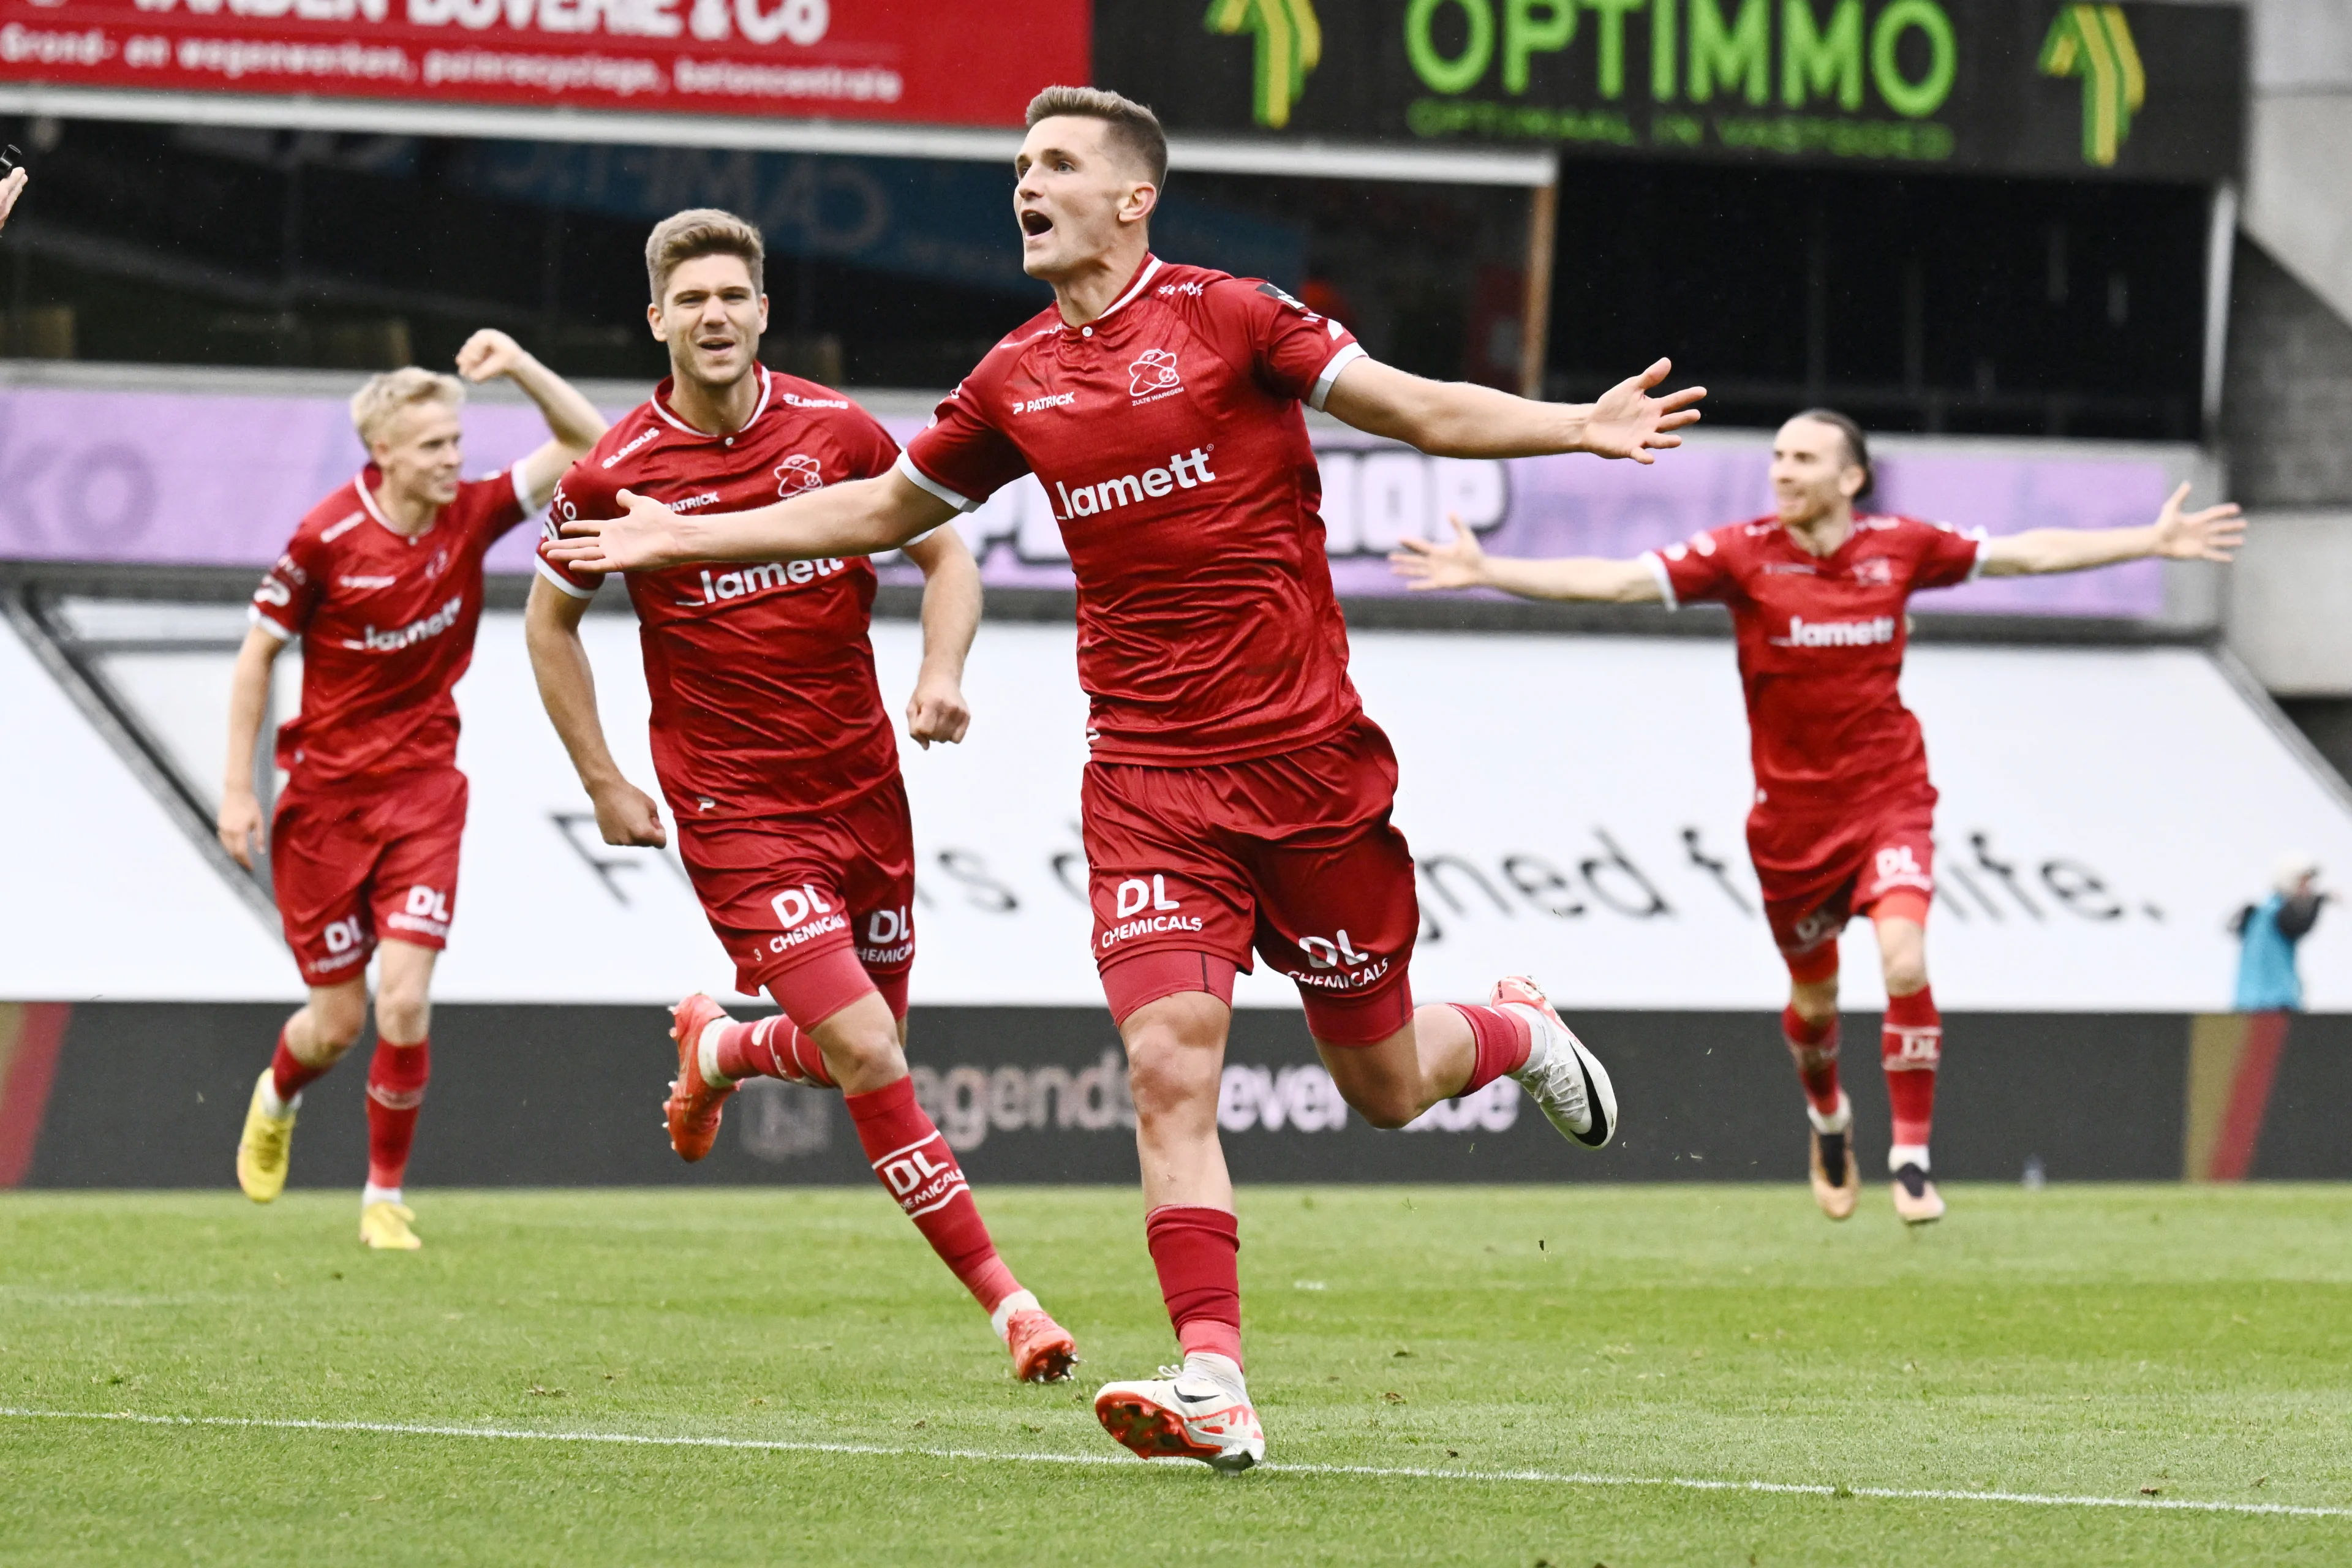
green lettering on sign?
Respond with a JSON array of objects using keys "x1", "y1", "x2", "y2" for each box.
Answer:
[
  {"x1": 1408, "y1": 0, "x2": 1496, "y2": 94},
  {"x1": 1651, "y1": 0, "x2": 1678, "y2": 101},
  {"x1": 1585, "y1": 0, "x2": 1645, "y2": 101},
  {"x1": 1782, "y1": 0, "x2": 1861, "y2": 110},
  {"x1": 1504, "y1": 0, "x2": 1577, "y2": 93},
  {"x1": 2038, "y1": 2, "x2": 2144, "y2": 166},
  {"x1": 1689, "y1": 0, "x2": 1768, "y2": 105},
  {"x1": 1204, "y1": 0, "x2": 1324, "y2": 128},
  {"x1": 1869, "y1": 0, "x2": 1955, "y2": 118}
]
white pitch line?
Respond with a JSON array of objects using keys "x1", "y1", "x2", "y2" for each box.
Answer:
[{"x1": 2, "y1": 1408, "x2": 2344, "y2": 1521}]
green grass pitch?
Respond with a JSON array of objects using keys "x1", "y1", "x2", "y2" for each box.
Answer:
[{"x1": 2, "y1": 1183, "x2": 2348, "y2": 1565}]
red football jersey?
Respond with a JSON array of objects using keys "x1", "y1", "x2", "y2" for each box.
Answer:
[
  {"x1": 1643, "y1": 513, "x2": 1985, "y2": 810},
  {"x1": 252, "y1": 466, "x2": 529, "y2": 786},
  {"x1": 901, "y1": 254, "x2": 1369, "y2": 766},
  {"x1": 537, "y1": 366, "x2": 904, "y2": 820}
]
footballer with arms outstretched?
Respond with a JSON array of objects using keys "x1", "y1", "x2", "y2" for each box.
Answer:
[
  {"x1": 1394, "y1": 410, "x2": 2244, "y2": 1224},
  {"x1": 547, "y1": 88, "x2": 1703, "y2": 1469},
  {"x1": 222, "y1": 336, "x2": 607, "y2": 1250},
  {"x1": 526, "y1": 209, "x2": 1077, "y2": 1384}
]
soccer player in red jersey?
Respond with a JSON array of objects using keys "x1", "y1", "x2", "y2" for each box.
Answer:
[
  {"x1": 221, "y1": 335, "x2": 607, "y2": 1249},
  {"x1": 547, "y1": 89, "x2": 1702, "y2": 1468},
  {"x1": 1393, "y1": 409, "x2": 2245, "y2": 1224},
  {"x1": 524, "y1": 209, "x2": 1077, "y2": 1383}
]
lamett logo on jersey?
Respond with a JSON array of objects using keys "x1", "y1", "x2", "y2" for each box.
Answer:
[
  {"x1": 1129, "y1": 349, "x2": 1182, "y2": 402},
  {"x1": 351, "y1": 594, "x2": 464, "y2": 653},
  {"x1": 777, "y1": 454, "x2": 823, "y2": 495},
  {"x1": 681, "y1": 557, "x2": 850, "y2": 607},
  {"x1": 1771, "y1": 614, "x2": 1898, "y2": 649},
  {"x1": 1052, "y1": 449, "x2": 1217, "y2": 520}
]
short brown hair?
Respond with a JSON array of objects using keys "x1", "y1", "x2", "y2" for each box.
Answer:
[
  {"x1": 349, "y1": 366, "x2": 462, "y2": 450},
  {"x1": 1025, "y1": 85, "x2": 1167, "y2": 187},
  {"x1": 645, "y1": 208, "x2": 766, "y2": 304}
]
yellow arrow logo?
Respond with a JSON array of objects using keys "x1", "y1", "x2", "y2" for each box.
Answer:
[
  {"x1": 2038, "y1": 4, "x2": 2147, "y2": 168},
  {"x1": 1204, "y1": 0, "x2": 1322, "y2": 130}
]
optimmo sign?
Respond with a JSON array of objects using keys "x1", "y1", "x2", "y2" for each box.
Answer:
[{"x1": 1096, "y1": 0, "x2": 2245, "y2": 181}]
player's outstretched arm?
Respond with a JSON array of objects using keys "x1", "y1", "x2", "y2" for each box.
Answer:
[
  {"x1": 523, "y1": 576, "x2": 668, "y2": 848},
  {"x1": 217, "y1": 624, "x2": 284, "y2": 870},
  {"x1": 1389, "y1": 514, "x2": 1663, "y2": 603},
  {"x1": 902, "y1": 525, "x2": 980, "y2": 750},
  {"x1": 1980, "y1": 483, "x2": 2245, "y2": 577},
  {"x1": 546, "y1": 468, "x2": 956, "y2": 575},
  {"x1": 456, "y1": 329, "x2": 609, "y2": 508},
  {"x1": 1322, "y1": 355, "x2": 1705, "y2": 464},
  {"x1": 0, "y1": 166, "x2": 27, "y2": 239}
]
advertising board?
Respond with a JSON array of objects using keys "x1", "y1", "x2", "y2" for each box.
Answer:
[
  {"x1": 1097, "y1": 0, "x2": 2245, "y2": 180},
  {"x1": 0, "y1": 380, "x2": 2201, "y2": 619},
  {"x1": 0, "y1": 0, "x2": 1087, "y2": 125}
]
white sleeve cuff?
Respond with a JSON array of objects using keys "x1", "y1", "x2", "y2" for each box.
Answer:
[
  {"x1": 535, "y1": 556, "x2": 599, "y2": 599},
  {"x1": 247, "y1": 605, "x2": 295, "y2": 640},
  {"x1": 1964, "y1": 531, "x2": 1989, "y2": 582},
  {"x1": 1308, "y1": 342, "x2": 1369, "y2": 413},
  {"x1": 1640, "y1": 551, "x2": 1679, "y2": 610},
  {"x1": 895, "y1": 450, "x2": 977, "y2": 514}
]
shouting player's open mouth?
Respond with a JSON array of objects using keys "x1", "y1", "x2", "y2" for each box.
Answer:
[{"x1": 1019, "y1": 208, "x2": 1054, "y2": 239}]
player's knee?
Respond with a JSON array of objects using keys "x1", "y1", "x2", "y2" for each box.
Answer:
[
  {"x1": 1882, "y1": 950, "x2": 1929, "y2": 998},
  {"x1": 306, "y1": 996, "x2": 368, "y2": 1055},
  {"x1": 1787, "y1": 984, "x2": 1839, "y2": 1031},
  {"x1": 372, "y1": 988, "x2": 432, "y2": 1046}
]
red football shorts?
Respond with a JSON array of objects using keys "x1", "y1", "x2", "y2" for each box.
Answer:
[
  {"x1": 1083, "y1": 715, "x2": 1418, "y2": 1045},
  {"x1": 675, "y1": 775, "x2": 916, "y2": 1027},
  {"x1": 270, "y1": 766, "x2": 467, "y2": 986},
  {"x1": 1749, "y1": 799, "x2": 1936, "y2": 982}
]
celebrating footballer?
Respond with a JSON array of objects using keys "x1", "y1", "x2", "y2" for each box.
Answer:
[
  {"x1": 1393, "y1": 409, "x2": 2245, "y2": 1225},
  {"x1": 548, "y1": 86, "x2": 1706, "y2": 1469}
]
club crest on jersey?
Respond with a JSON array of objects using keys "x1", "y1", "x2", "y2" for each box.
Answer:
[
  {"x1": 777, "y1": 454, "x2": 823, "y2": 496},
  {"x1": 1853, "y1": 556, "x2": 1894, "y2": 586},
  {"x1": 1129, "y1": 349, "x2": 1182, "y2": 402}
]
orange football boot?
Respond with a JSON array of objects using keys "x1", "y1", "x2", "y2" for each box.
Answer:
[{"x1": 665, "y1": 993, "x2": 737, "y2": 1163}]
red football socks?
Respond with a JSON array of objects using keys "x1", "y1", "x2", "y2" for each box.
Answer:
[
  {"x1": 1781, "y1": 1006, "x2": 1843, "y2": 1118},
  {"x1": 714, "y1": 1012, "x2": 834, "y2": 1088},
  {"x1": 845, "y1": 1076, "x2": 1018, "y2": 1314},
  {"x1": 1450, "y1": 1004, "x2": 1532, "y2": 1095},
  {"x1": 270, "y1": 1026, "x2": 328, "y2": 1104},
  {"x1": 1881, "y1": 987, "x2": 1942, "y2": 1147},
  {"x1": 1145, "y1": 1205, "x2": 1243, "y2": 1370},
  {"x1": 364, "y1": 1037, "x2": 430, "y2": 1191}
]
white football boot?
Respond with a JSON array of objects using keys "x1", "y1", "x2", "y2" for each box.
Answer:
[
  {"x1": 1493, "y1": 975, "x2": 1618, "y2": 1148},
  {"x1": 1093, "y1": 1355, "x2": 1264, "y2": 1472}
]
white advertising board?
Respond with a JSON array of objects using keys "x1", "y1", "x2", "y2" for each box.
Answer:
[{"x1": 11, "y1": 611, "x2": 2351, "y2": 1012}]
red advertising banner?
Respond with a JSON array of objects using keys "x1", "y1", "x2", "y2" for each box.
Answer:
[{"x1": 0, "y1": 0, "x2": 1088, "y2": 126}]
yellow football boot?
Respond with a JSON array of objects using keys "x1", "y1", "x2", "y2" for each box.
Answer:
[
  {"x1": 360, "y1": 1200, "x2": 423, "y2": 1251},
  {"x1": 235, "y1": 1068, "x2": 297, "y2": 1203}
]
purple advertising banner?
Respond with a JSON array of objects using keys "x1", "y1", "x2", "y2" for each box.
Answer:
[{"x1": 0, "y1": 385, "x2": 2174, "y2": 617}]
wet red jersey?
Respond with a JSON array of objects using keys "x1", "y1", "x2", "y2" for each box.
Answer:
[
  {"x1": 537, "y1": 366, "x2": 904, "y2": 820},
  {"x1": 901, "y1": 254, "x2": 1368, "y2": 766},
  {"x1": 1643, "y1": 513, "x2": 1984, "y2": 810},
  {"x1": 252, "y1": 466, "x2": 530, "y2": 786}
]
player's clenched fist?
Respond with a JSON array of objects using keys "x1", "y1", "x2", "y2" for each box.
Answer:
[
  {"x1": 0, "y1": 167, "x2": 26, "y2": 239},
  {"x1": 217, "y1": 786, "x2": 265, "y2": 869},
  {"x1": 906, "y1": 673, "x2": 972, "y2": 750},
  {"x1": 454, "y1": 328, "x2": 533, "y2": 383},
  {"x1": 590, "y1": 778, "x2": 668, "y2": 848}
]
